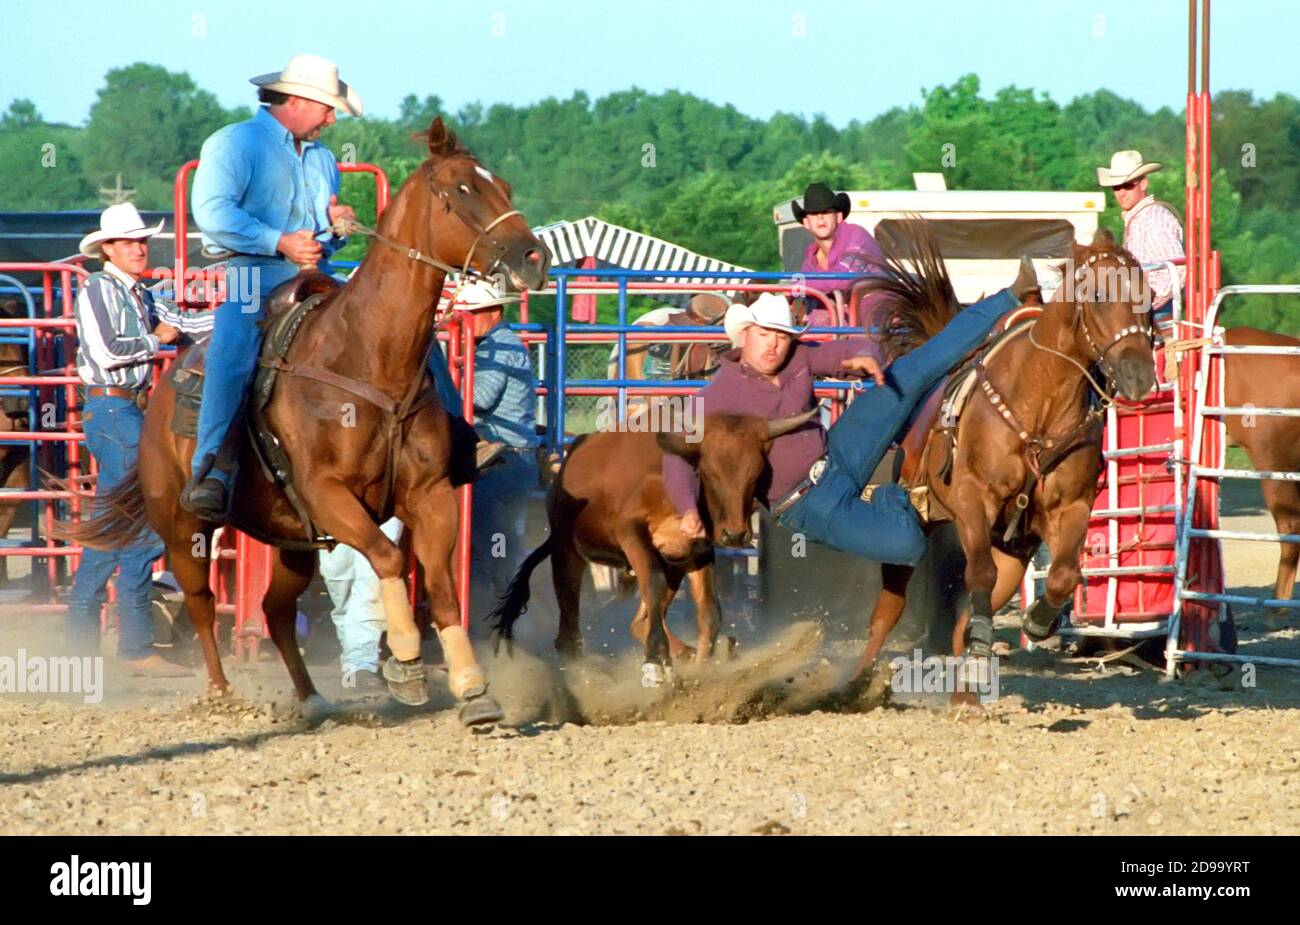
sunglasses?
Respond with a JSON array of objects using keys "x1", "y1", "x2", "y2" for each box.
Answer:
[{"x1": 1113, "y1": 179, "x2": 1141, "y2": 192}]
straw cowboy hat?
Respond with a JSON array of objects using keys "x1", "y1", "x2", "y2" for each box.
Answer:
[
  {"x1": 448, "y1": 280, "x2": 518, "y2": 312},
  {"x1": 792, "y1": 182, "x2": 851, "y2": 221},
  {"x1": 724, "y1": 292, "x2": 808, "y2": 346},
  {"x1": 1096, "y1": 150, "x2": 1163, "y2": 187},
  {"x1": 250, "y1": 54, "x2": 364, "y2": 117},
  {"x1": 78, "y1": 202, "x2": 162, "y2": 258}
]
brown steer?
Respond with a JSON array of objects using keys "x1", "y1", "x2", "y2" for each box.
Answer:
[{"x1": 491, "y1": 409, "x2": 816, "y2": 676}]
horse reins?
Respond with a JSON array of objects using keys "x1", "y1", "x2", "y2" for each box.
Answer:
[{"x1": 265, "y1": 164, "x2": 526, "y2": 536}]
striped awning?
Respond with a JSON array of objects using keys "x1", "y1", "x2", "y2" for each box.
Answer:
[{"x1": 531, "y1": 216, "x2": 751, "y2": 284}]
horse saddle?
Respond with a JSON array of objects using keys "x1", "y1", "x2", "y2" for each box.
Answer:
[
  {"x1": 168, "y1": 272, "x2": 342, "y2": 549},
  {"x1": 890, "y1": 310, "x2": 1043, "y2": 525}
]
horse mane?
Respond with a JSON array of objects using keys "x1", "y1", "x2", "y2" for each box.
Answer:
[{"x1": 855, "y1": 215, "x2": 961, "y2": 359}]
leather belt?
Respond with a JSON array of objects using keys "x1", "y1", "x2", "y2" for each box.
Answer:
[
  {"x1": 770, "y1": 457, "x2": 829, "y2": 518},
  {"x1": 86, "y1": 385, "x2": 148, "y2": 409}
]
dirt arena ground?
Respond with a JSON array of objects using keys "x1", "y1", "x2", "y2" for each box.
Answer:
[{"x1": 1, "y1": 483, "x2": 1296, "y2": 835}]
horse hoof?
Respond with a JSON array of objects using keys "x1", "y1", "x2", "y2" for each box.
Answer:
[
  {"x1": 1021, "y1": 598, "x2": 1064, "y2": 642},
  {"x1": 458, "y1": 692, "x2": 504, "y2": 727},
  {"x1": 383, "y1": 656, "x2": 429, "y2": 707},
  {"x1": 640, "y1": 662, "x2": 674, "y2": 689},
  {"x1": 301, "y1": 694, "x2": 338, "y2": 726}
]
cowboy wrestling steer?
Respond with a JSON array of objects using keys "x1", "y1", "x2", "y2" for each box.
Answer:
[{"x1": 490, "y1": 409, "x2": 817, "y2": 680}]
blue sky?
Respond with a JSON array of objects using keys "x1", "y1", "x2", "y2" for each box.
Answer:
[{"x1": 6, "y1": 0, "x2": 1296, "y2": 127}]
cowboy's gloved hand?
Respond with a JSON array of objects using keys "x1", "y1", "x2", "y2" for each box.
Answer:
[
  {"x1": 840, "y1": 355, "x2": 885, "y2": 387},
  {"x1": 327, "y1": 195, "x2": 356, "y2": 234}
]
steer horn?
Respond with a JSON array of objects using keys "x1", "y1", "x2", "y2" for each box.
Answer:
[{"x1": 766, "y1": 407, "x2": 820, "y2": 439}]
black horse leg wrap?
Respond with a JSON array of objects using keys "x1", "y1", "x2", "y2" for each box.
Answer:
[
  {"x1": 965, "y1": 590, "x2": 995, "y2": 657},
  {"x1": 1022, "y1": 596, "x2": 1065, "y2": 641}
]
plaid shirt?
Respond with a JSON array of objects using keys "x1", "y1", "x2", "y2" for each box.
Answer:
[
  {"x1": 74, "y1": 262, "x2": 213, "y2": 389},
  {"x1": 1122, "y1": 196, "x2": 1186, "y2": 308}
]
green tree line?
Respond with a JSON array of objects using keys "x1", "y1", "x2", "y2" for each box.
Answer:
[{"x1": 2, "y1": 64, "x2": 1296, "y2": 332}]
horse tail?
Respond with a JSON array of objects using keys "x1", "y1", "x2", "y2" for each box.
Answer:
[
  {"x1": 488, "y1": 536, "x2": 553, "y2": 651},
  {"x1": 855, "y1": 214, "x2": 961, "y2": 360},
  {"x1": 47, "y1": 464, "x2": 154, "y2": 550}
]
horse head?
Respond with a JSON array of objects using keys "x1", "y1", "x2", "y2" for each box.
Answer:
[
  {"x1": 413, "y1": 116, "x2": 550, "y2": 292},
  {"x1": 1065, "y1": 229, "x2": 1158, "y2": 401}
]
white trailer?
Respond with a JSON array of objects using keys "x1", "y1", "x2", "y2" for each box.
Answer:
[{"x1": 773, "y1": 174, "x2": 1105, "y2": 303}]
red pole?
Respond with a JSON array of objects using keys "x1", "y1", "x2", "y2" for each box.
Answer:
[{"x1": 458, "y1": 317, "x2": 475, "y2": 630}]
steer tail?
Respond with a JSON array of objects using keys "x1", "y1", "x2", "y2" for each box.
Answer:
[
  {"x1": 489, "y1": 536, "x2": 553, "y2": 655},
  {"x1": 47, "y1": 464, "x2": 154, "y2": 550}
]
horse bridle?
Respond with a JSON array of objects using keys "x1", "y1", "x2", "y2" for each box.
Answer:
[
  {"x1": 1027, "y1": 248, "x2": 1158, "y2": 403},
  {"x1": 1070, "y1": 249, "x2": 1158, "y2": 382},
  {"x1": 338, "y1": 156, "x2": 524, "y2": 288}
]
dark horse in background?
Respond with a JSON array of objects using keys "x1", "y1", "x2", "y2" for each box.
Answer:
[
  {"x1": 847, "y1": 225, "x2": 1158, "y2": 698},
  {"x1": 60, "y1": 118, "x2": 549, "y2": 725},
  {"x1": 1222, "y1": 327, "x2": 1300, "y2": 621}
]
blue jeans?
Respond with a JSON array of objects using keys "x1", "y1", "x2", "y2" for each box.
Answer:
[
  {"x1": 778, "y1": 288, "x2": 1019, "y2": 566},
  {"x1": 66, "y1": 397, "x2": 165, "y2": 659},
  {"x1": 191, "y1": 257, "x2": 309, "y2": 484},
  {"x1": 470, "y1": 448, "x2": 538, "y2": 615},
  {"x1": 319, "y1": 516, "x2": 404, "y2": 675}
]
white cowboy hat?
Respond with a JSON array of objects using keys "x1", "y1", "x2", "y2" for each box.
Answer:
[
  {"x1": 78, "y1": 202, "x2": 163, "y2": 258},
  {"x1": 723, "y1": 292, "x2": 807, "y2": 347},
  {"x1": 250, "y1": 54, "x2": 364, "y2": 118},
  {"x1": 1097, "y1": 150, "x2": 1163, "y2": 187},
  {"x1": 448, "y1": 280, "x2": 517, "y2": 312}
]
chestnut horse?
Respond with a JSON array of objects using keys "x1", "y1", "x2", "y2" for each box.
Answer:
[
  {"x1": 61, "y1": 118, "x2": 549, "y2": 725},
  {"x1": 847, "y1": 226, "x2": 1158, "y2": 697},
  {"x1": 1222, "y1": 326, "x2": 1300, "y2": 620}
]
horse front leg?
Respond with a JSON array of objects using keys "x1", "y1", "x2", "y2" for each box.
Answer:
[
  {"x1": 1022, "y1": 499, "x2": 1091, "y2": 643},
  {"x1": 304, "y1": 478, "x2": 419, "y2": 702},
  {"x1": 403, "y1": 483, "x2": 504, "y2": 726},
  {"x1": 948, "y1": 478, "x2": 999, "y2": 660}
]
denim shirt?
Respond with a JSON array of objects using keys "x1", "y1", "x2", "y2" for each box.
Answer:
[{"x1": 192, "y1": 107, "x2": 344, "y2": 258}]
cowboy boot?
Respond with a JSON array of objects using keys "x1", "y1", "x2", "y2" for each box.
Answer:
[
  {"x1": 180, "y1": 455, "x2": 227, "y2": 520},
  {"x1": 179, "y1": 425, "x2": 240, "y2": 520}
]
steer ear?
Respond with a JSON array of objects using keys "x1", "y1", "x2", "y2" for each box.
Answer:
[{"x1": 656, "y1": 430, "x2": 702, "y2": 463}]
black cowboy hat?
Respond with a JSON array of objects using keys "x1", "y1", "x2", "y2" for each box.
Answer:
[{"x1": 792, "y1": 182, "x2": 851, "y2": 222}]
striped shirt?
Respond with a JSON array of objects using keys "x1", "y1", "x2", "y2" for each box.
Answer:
[
  {"x1": 1122, "y1": 196, "x2": 1186, "y2": 308},
  {"x1": 472, "y1": 323, "x2": 538, "y2": 448},
  {"x1": 74, "y1": 262, "x2": 214, "y2": 389}
]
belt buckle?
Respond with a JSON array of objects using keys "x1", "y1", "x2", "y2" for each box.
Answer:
[{"x1": 809, "y1": 458, "x2": 827, "y2": 485}]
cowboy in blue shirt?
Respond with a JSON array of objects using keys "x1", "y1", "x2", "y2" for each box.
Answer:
[{"x1": 180, "y1": 54, "x2": 467, "y2": 516}]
